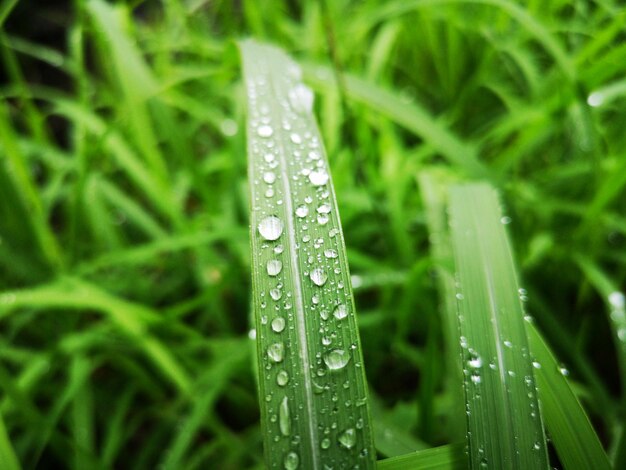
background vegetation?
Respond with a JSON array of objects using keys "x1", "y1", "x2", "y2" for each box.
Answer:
[{"x1": 1, "y1": 0, "x2": 625, "y2": 468}]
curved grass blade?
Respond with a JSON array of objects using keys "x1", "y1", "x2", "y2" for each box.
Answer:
[
  {"x1": 525, "y1": 321, "x2": 612, "y2": 470},
  {"x1": 448, "y1": 184, "x2": 549, "y2": 469},
  {"x1": 240, "y1": 40, "x2": 375, "y2": 469}
]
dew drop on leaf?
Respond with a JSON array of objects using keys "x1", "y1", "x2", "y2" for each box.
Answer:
[
  {"x1": 271, "y1": 316, "x2": 286, "y2": 333},
  {"x1": 276, "y1": 370, "x2": 289, "y2": 387},
  {"x1": 310, "y1": 268, "x2": 328, "y2": 286},
  {"x1": 257, "y1": 125, "x2": 273, "y2": 137},
  {"x1": 267, "y1": 260, "x2": 283, "y2": 276},
  {"x1": 324, "y1": 349, "x2": 350, "y2": 370},
  {"x1": 338, "y1": 428, "x2": 356, "y2": 449},
  {"x1": 283, "y1": 451, "x2": 299, "y2": 470},
  {"x1": 309, "y1": 169, "x2": 329, "y2": 186},
  {"x1": 267, "y1": 343, "x2": 285, "y2": 363},
  {"x1": 279, "y1": 396, "x2": 291, "y2": 436},
  {"x1": 333, "y1": 304, "x2": 348, "y2": 320},
  {"x1": 295, "y1": 205, "x2": 309, "y2": 218},
  {"x1": 259, "y1": 216, "x2": 283, "y2": 241}
]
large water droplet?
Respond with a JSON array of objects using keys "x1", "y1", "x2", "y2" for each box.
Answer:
[
  {"x1": 288, "y1": 83, "x2": 314, "y2": 114},
  {"x1": 310, "y1": 268, "x2": 328, "y2": 286},
  {"x1": 295, "y1": 205, "x2": 309, "y2": 218},
  {"x1": 316, "y1": 202, "x2": 331, "y2": 214},
  {"x1": 267, "y1": 260, "x2": 283, "y2": 276},
  {"x1": 257, "y1": 125, "x2": 273, "y2": 137},
  {"x1": 268, "y1": 343, "x2": 285, "y2": 363},
  {"x1": 324, "y1": 349, "x2": 350, "y2": 370},
  {"x1": 270, "y1": 288, "x2": 283, "y2": 301},
  {"x1": 264, "y1": 172, "x2": 276, "y2": 184},
  {"x1": 309, "y1": 169, "x2": 329, "y2": 186},
  {"x1": 284, "y1": 451, "x2": 299, "y2": 470},
  {"x1": 279, "y1": 396, "x2": 291, "y2": 436},
  {"x1": 277, "y1": 370, "x2": 289, "y2": 387},
  {"x1": 333, "y1": 304, "x2": 348, "y2": 320},
  {"x1": 338, "y1": 428, "x2": 356, "y2": 449},
  {"x1": 259, "y1": 216, "x2": 283, "y2": 241},
  {"x1": 272, "y1": 316, "x2": 286, "y2": 333}
]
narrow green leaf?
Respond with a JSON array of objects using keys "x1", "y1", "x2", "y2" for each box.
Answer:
[
  {"x1": 240, "y1": 40, "x2": 375, "y2": 469},
  {"x1": 377, "y1": 444, "x2": 466, "y2": 470},
  {"x1": 525, "y1": 321, "x2": 612, "y2": 470},
  {"x1": 448, "y1": 184, "x2": 549, "y2": 469},
  {"x1": 0, "y1": 412, "x2": 21, "y2": 470}
]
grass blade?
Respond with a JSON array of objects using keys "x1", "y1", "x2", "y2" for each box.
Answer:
[
  {"x1": 448, "y1": 184, "x2": 549, "y2": 469},
  {"x1": 240, "y1": 40, "x2": 375, "y2": 469},
  {"x1": 0, "y1": 412, "x2": 20, "y2": 470},
  {"x1": 377, "y1": 444, "x2": 465, "y2": 470},
  {"x1": 525, "y1": 321, "x2": 612, "y2": 470}
]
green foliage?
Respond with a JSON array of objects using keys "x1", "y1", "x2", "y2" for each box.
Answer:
[{"x1": 0, "y1": 0, "x2": 624, "y2": 468}]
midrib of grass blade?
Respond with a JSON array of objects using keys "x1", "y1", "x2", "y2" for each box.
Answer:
[
  {"x1": 240, "y1": 40, "x2": 375, "y2": 469},
  {"x1": 448, "y1": 184, "x2": 548, "y2": 469}
]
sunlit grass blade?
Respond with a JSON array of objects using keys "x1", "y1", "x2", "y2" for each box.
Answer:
[
  {"x1": 377, "y1": 444, "x2": 465, "y2": 470},
  {"x1": 240, "y1": 40, "x2": 375, "y2": 469},
  {"x1": 448, "y1": 184, "x2": 548, "y2": 469},
  {"x1": 525, "y1": 321, "x2": 612, "y2": 470}
]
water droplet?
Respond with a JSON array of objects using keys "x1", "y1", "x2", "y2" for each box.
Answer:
[
  {"x1": 257, "y1": 125, "x2": 273, "y2": 137},
  {"x1": 267, "y1": 260, "x2": 283, "y2": 276},
  {"x1": 295, "y1": 205, "x2": 309, "y2": 218},
  {"x1": 317, "y1": 214, "x2": 329, "y2": 225},
  {"x1": 324, "y1": 249, "x2": 338, "y2": 259},
  {"x1": 265, "y1": 188, "x2": 275, "y2": 198},
  {"x1": 321, "y1": 437, "x2": 330, "y2": 449},
  {"x1": 338, "y1": 428, "x2": 356, "y2": 449},
  {"x1": 264, "y1": 171, "x2": 276, "y2": 184},
  {"x1": 270, "y1": 288, "x2": 283, "y2": 301},
  {"x1": 259, "y1": 216, "x2": 283, "y2": 241},
  {"x1": 500, "y1": 216, "x2": 512, "y2": 225},
  {"x1": 310, "y1": 268, "x2": 328, "y2": 286},
  {"x1": 609, "y1": 291, "x2": 625, "y2": 310},
  {"x1": 320, "y1": 309, "x2": 330, "y2": 321},
  {"x1": 279, "y1": 397, "x2": 291, "y2": 436},
  {"x1": 503, "y1": 340, "x2": 513, "y2": 348},
  {"x1": 274, "y1": 244, "x2": 284, "y2": 254},
  {"x1": 283, "y1": 451, "x2": 299, "y2": 470},
  {"x1": 277, "y1": 370, "x2": 289, "y2": 386},
  {"x1": 471, "y1": 375, "x2": 482, "y2": 384},
  {"x1": 309, "y1": 169, "x2": 329, "y2": 186},
  {"x1": 587, "y1": 91, "x2": 604, "y2": 107},
  {"x1": 468, "y1": 357, "x2": 482, "y2": 368},
  {"x1": 248, "y1": 328, "x2": 257, "y2": 339},
  {"x1": 324, "y1": 349, "x2": 350, "y2": 370},
  {"x1": 317, "y1": 202, "x2": 331, "y2": 214},
  {"x1": 333, "y1": 304, "x2": 348, "y2": 320},
  {"x1": 272, "y1": 317, "x2": 286, "y2": 333},
  {"x1": 288, "y1": 83, "x2": 314, "y2": 114},
  {"x1": 290, "y1": 133, "x2": 302, "y2": 144},
  {"x1": 532, "y1": 361, "x2": 541, "y2": 369},
  {"x1": 456, "y1": 293, "x2": 465, "y2": 300},
  {"x1": 559, "y1": 366, "x2": 570, "y2": 376},
  {"x1": 264, "y1": 153, "x2": 275, "y2": 163},
  {"x1": 267, "y1": 343, "x2": 285, "y2": 363}
]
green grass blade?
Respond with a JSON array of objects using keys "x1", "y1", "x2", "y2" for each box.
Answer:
[
  {"x1": 525, "y1": 321, "x2": 612, "y2": 470},
  {"x1": 240, "y1": 40, "x2": 375, "y2": 469},
  {"x1": 448, "y1": 183, "x2": 549, "y2": 469},
  {"x1": 377, "y1": 444, "x2": 466, "y2": 470},
  {"x1": 0, "y1": 412, "x2": 21, "y2": 470}
]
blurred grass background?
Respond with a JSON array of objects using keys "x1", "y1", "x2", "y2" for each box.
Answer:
[{"x1": 1, "y1": 0, "x2": 625, "y2": 468}]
